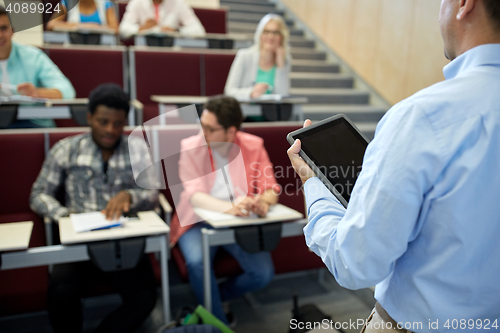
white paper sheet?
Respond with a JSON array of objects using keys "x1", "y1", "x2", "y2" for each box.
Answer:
[{"x1": 70, "y1": 212, "x2": 125, "y2": 233}]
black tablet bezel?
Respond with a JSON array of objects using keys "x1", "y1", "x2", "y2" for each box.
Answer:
[{"x1": 287, "y1": 114, "x2": 369, "y2": 208}]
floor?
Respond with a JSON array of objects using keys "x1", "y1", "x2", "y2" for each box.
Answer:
[{"x1": 0, "y1": 269, "x2": 375, "y2": 333}]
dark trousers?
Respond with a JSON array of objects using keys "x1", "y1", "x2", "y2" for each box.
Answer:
[{"x1": 48, "y1": 256, "x2": 157, "y2": 333}]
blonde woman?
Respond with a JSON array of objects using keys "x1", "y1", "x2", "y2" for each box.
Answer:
[{"x1": 224, "y1": 14, "x2": 291, "y2": 99}]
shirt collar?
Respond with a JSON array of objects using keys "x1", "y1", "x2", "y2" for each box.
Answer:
[{"x1": 443, "y1": 43, "x2": 500, "y2": 80}]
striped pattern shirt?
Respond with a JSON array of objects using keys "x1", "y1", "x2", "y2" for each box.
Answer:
[{"x1": 30, "y1": 132, "x2": 158, "y2": 221}]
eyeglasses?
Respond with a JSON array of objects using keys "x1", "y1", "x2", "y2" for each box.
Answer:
[
  {"x1": 262, "y1": 29, "x2": 281, "y2": 36},
  {"x1": 200, "y1": 122, "x2": 225, "y2": 134}
]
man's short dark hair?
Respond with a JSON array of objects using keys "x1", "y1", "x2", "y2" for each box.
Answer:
[
  {"x1": 88, "y1": 83, "x2": 129, "y2": 115},
  {"x1": 204, "y1": 95, "x2": 243, "y2": 130},
  {"x1": 0, "y1": 7, "x2": 7, "y2": 17},
  {"x1": 483, "y1": 0, "x2": 500, "y2": 31}
]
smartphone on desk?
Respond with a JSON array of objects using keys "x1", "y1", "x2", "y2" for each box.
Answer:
[{"x1": 123, "y1": 211, "x2": 139, "y2": 220}]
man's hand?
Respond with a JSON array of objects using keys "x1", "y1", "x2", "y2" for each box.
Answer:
[
  {"x1": 287, "y1": 119, "x2": 317, "y2": 184},
  {"x1": 102, "y1": 190, "x2": 132, "y2": 220},
  {"x1": 251, "y1": 83, "x2": 269, "y2": 98},
  {"x1": 139, "y1": 19, "x2": 157, "y2": 31},
  {"x1": 17, "y1": 83, "x2": 39, "y2": 98}
]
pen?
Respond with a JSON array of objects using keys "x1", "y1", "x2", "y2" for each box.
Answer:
[{"x1": 90, "y1": 223, "x2": 122, "y2": 231}]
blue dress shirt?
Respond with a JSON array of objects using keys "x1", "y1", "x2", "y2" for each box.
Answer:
[{"x1": 303, "y1": 44, "x2": 500, "y2": 332}]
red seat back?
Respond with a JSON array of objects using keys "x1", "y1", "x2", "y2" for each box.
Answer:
[
  {"x1": 0, "y1": 132, "x2": 48, "y2": 315},
  {"x1": 204, "y1": 53, "x2": 235, "y2": 96},
  {"x1": 193, "y1": 7, "x2": 227, "y2": 34},
  {"x1": 45, "y1": 46, "x2": 126, "y2": 98}
]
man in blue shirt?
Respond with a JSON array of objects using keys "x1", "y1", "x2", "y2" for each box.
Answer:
[
  {"x1": 0, "y1": 7, "x2": 75, "y2": 128},
  {"x1": 288, "y1": 0, "x2": 500, "y2": 332}
]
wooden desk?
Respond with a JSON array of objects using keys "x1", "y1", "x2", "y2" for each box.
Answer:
[
  {"x1": 150, "y1": 95, "x2": 308, "y2": 125},
  {"x1": 134, "y1": 30, "x2": 252, "y2": 49},
  {"x1": 192, "y1": 205, "x2": 306, "y2": 313},
  {"x1": 0, "y1": 98, "x2": 142, "y2": 127},
  {"x1": 0, "y1": 212, "x2": 171, "y2": 323},
  {"x1": 0, "y1": 221, "x2": 33, "y2": 252},
  {"x1": 44, "y1": 26, "x2": 118, "y2": 45},
  {"x1": 59, "y1": 211, "x2": 169, "y2": 244},
  {"x1": 194, "y1": 204, "x2": 303, "y2": 229}
]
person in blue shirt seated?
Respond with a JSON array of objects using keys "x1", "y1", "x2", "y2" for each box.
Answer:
[
  {"x1": 46, "y1": 0, "x2": 118, "y2": 32},
  {"x1": 287, "y1": 0, "x2": 500, "y2": 332},
  {"x1": 0, "y1": 7, "x2": 75, "y2": 128}
]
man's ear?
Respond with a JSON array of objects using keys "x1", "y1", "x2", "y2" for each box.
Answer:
[
  {"x1": 227, "y1": 126, "x2": 237, "y2": 138},
  {"x1": 457, "y1": 0, "x2": 476, "y2": 20},
  {"x1": 86, "y1": 112, "x2": 92, "y2": 126}
]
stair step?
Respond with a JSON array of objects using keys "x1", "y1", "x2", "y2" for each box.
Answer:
[
  {"x1": 228, "y1": 22, "x2": 303, "y2": 36},
  {"x1": 290, "y1": 73, "x2": 354, "y2": 88},
  {"x1": 228, "y1": 12, "x2": 294, "y2": 26},
  {"x1": 352, "y1": 122, "x2": 377, "y2": 141},
  {"x1": 221, "y1": 0, "x2": 272, "y2": 6},
  {"x1": 222, "y1": 3, "x2": 280, "y2": 14},
  {"x1": 291, "y1": 88, "x2": 370, "y2": 104},
  {"x1": 303, "y1": 104, "x2": 387, "y2": 122},
  {"x1": 289, "y1": 39, "x2": 315, "y2": 48},
  {"x1": 291, "y1": 59, "x2": 340, "y2": 73},
  {"x1": 291, "y1": 48, "x2": 326, "y2": 60}
]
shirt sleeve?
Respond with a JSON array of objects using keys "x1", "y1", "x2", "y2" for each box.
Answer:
[
  {"x1": 119, "y1": 0, "x2": 141, "y2": 39},
  {"x1": 224, "y1": 50, "x2": 255, "y2": 99},
  {"x1": 29, "y1": 142, "x2": 70, "y2": 221},
  {"x1": 35, "y1": 50, "x2": 76, "y2": 99},
  {"x1": 105, "y1": 0, "x2": 113, "y2": 10},
  {"x1": 303, "y1": 101, "x2": 444, "y2": 290},
  {"x1": 176, "y1": 0, "x2": 206, "y2": 37},
  {"x1": 126, "y1": 137, "x2": 159, "y2": 211}
]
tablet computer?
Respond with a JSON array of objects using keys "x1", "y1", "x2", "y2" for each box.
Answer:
[{"x1": 287, "y1": 114, "x2": 369, "y2": 208}]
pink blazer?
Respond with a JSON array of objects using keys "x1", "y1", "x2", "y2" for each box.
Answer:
[{"x1": 169, "y1": 131, "x2": 280, "y2": 245}]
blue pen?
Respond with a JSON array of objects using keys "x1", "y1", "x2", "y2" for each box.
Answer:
[{"x1": 90, "y1": 223, "x2": 122, "y2": 231}]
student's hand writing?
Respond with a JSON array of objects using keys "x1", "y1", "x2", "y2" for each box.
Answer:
[
  {"x1": 287, "y1": 119, "x2": 317, "y2": 184},
  {"x1": 251, "y1": 83, "x2": 269, "y2": 98},
  {"x1": 251, "y1": 194, "x2": 270, "y2": 217},
  {"x1": 225, "y1": 196, "x2": 255, "y2": 217},
  {"x1": 140, "y1": 19, "x2": 157, "y2": 31},
  {"x1": 102, "y1": 190, "x2": 132, "y2": 220}
]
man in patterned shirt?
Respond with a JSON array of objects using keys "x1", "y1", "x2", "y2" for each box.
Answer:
[{"x1": 30, "y1": 83, "x2": 158, "y2": 333}]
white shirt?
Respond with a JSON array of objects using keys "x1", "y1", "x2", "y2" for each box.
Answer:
[
  {"x1": 209, "y1": 149, "x2": 235, "y2": 202},
  {"x1": 0, "y1": 59, "x2": 12, "y2": 96},
  {"x1": 119, "y1": 0, "x2": 206, "y2": 39}
]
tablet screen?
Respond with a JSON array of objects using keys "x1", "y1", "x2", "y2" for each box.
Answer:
[{"x1": 292, "y1": 117, "x2": 368, "y2": 203}]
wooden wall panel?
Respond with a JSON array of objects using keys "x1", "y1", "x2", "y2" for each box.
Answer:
[
  {"x1": 349, "y1": 0, "x2": 382, "y2": 88},
  {"x1": 283, "y1": 0, "x2": 448, "y2": 105},
  {"x1": 404, "y1": 0, "x2": 449, "y2": 98},
  {"x1": 372, "y1": 0, "x2": 415, "y2": 103}
]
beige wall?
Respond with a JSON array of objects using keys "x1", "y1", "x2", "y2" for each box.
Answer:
[{"x1": 282, "y1": 0, "x2": 449, "y2": 105}]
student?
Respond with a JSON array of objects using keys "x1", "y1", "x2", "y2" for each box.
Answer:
[
  {"x1": 288, "y1": 0, "x2": 500, "y2": 331},
  {"x1": 30, "y1": 84, "x2": 158, "y2": 333},
  {"x1": 46, "y1": 0, "x2": 119, "y2": 32},
  {"x1": 170, "y1": 96, "x2": 279, "y2": 325},
  {"x1": 0, "y1": 7, "x2": 75, "y2": 128},
  {"x1": 224, "y1": 14, "x2": 291, "y2": 99},
  {"x1": 119, "y1": 0, "x2": 206, "y2": 40}
]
